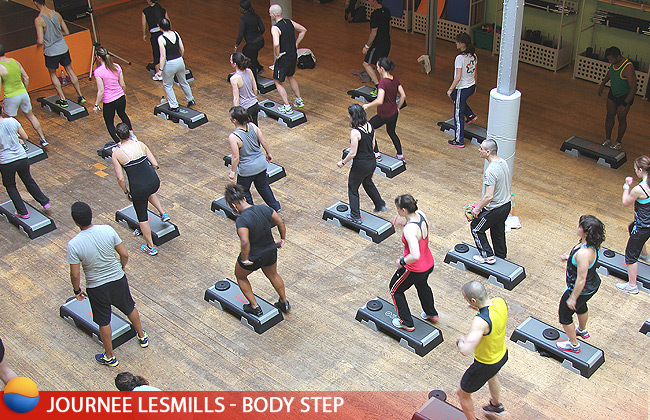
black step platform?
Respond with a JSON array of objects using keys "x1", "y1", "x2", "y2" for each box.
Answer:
[
  {"x1": 173, "y1": 69, "x2": 194, "y2": 84},
  {"x1": 211, "y1": 196, "x2": 237, "y2": 220},
  {"x1": 322, "y1": 201, "x2": 394, "y2": 244},
  {"x1": 256, "y1": 75, "x2": 276, "y2": 94},
  {"x1": 204, "y1": 279, "x2": 283, "y2": 334},
  {"x1": 595, "y1": 247, "x2": 650, "y2": 294},
  {"x1": 355, "y1": 297, "x2": 443, "y2": 357},
  {"x1": 510, "y1": 316, "x2": 605, "y2": 378},
  {"x1": 0, "y1": 200, "x2": 56, "y2": 239},
  {"x1": 97, "y1": 141, "x2": 118, "y2": 160},
  {"x1": 560, "y1": 136, "x2": 626, "y2": 169},
  {"x1": 115, "y1": 205, "x2": 179, "y2": 246},
  {"x1": 37, "y1": 95, "x2": 89, "y2": 121},
  {"x1": 258, "y1": 99, "x2": 306, "y2": 128},
  {"x1": 25, "y1": 141, "x2": 48, "y2": 165},
  {"x1": 154, "y1": 102, "x2": 208, "y2": 129},
  {"x1": 640, "y1": 318, "x2": 650, "y2": 337},
  {"x1": 412, "y1": 392, "x2": 467, "y2": 420},
  {"x1": 437, "y1": 118, "x2": 486, "y2": 146},
  {"x1": 223, "y1": 155, "x2": 286, "y2": 184},
  {"x1": 59, "y1": 297, "x2": 136, "y2": 349},
  {"x1": 342, "y1": 148, "x2": 405, "y2": 178},
  {"x1": 443, "y1": 243, "x2": 526, "y2": 290}
]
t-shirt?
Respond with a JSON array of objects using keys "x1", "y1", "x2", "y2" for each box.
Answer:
[
  {"x1": 370, "y1": 6, "x2": 391, "y2": 46},
  {"x1": 377, "y1": 76, "x2": 400, "y2": 118},
  {"x1": 235, "y1": 205, "x2": 276, "y2": 261},
  {"x1": 67, "y1": 225, "x2": 125, "y2": 288},
  {"x1": 0, "y1": 118, "x2": 27, "y2": 164},
  {"x1": 454, "y1": 53, "x2": 477, "y2": 89},
  {"x1": 93, "y1": 63, "x2": 124, "y2": 104},
  {"x1": 483, "y1": 158, "x2": 511, "y2": 210},
  {"x1": 143, "y1": 2, "x2": 166, "y2": 32}
]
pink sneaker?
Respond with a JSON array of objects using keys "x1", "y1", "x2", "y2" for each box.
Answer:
[{"x1": 15, "y1": 212, "x2": 30, "y2": 219}]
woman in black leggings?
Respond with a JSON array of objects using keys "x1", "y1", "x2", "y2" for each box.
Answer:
[
  {"x1": 93, "y1": 46, "x2": 132, "y2": 143},
  {"x1": 235, "y1": 0, "x2": 265, "y2": 78}
]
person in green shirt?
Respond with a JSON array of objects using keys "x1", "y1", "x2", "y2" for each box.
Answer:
[{"x1": 598, "y1": 46, "x2": 636, "y2": 150}]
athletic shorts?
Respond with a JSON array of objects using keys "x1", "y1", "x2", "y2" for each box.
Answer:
[
  {"x1": 273, "y1": 54, "x2": 296, "y2": 82},
  {"x1": 86, "y1": 274, "x2": 136, "y2": 327},
  {"x1": 558, "y1": 288, "x2": 595, "y2": 325},
  {"x1": 0, "y1": 336, "x2": 4, "y2": 363},
  {"x1": 2, "y1": 93, "x2": 32, "y2": 116},
  {"x1": 460, "y1": 350, "x2": 508, "y2": 393},
  {"x1": 625, "y1": 223, "x2": 650, "y2": 265},
  {"x1": 364, "y1": 43, "x2": 391, "y2": 65},
  {"x1": 44, "y1": 51, "x2": 72, "y2": 70},
  {"x1": 238, "y1": 248, "x2": 278, "y2": 271},
  {"x1": 132, "y1": 196, "x2": 151, "y2": 223},
  {"x1": 608, "y1": 90, "x2": 634, "y2": 108}
]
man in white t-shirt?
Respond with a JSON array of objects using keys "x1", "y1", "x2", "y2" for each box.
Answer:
[
  {"x1": 67, "y1": 201, "x2": 148, "y2": 367},
  {"x1": 469, "y1": 139, "x2": 511, "y2": 264}
]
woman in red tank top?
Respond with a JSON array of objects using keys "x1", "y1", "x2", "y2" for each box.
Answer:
[{"x1": 389, "y1": 194, "x2": 439, "y2": 331}]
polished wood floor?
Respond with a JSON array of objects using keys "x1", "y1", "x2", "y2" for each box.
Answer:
[{"x1": 2, "y1": 0, "x2": 650, "y2": 418}]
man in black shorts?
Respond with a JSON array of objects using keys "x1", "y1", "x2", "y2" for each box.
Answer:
[
  {"x1": 362, "y1": 0, "x2": 391, "y2": 91},
  {"x1": 67, "y1": 202, "x2": 148, "y2": 367},
  {"x1": 0, "y1": 337, "x2": 18, "y2": 385},
  {"x1": 269, "y1": 4, "x2": 307, "y2": 115},
  {"x1": 224, "y1": 183, "x2": 290, "y2": 315}
]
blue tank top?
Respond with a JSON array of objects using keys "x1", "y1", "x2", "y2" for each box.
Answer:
[
  {"x1": 565, "y1": 244, "x2": 600, "y2": 295},
  {"x1": 634, "y1": 181, "x2": 650, "y2": 228}
]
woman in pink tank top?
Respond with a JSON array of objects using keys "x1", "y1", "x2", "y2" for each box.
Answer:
[
  {"x1": 389, "y1": 194, "x2": 438, "y2": 331},
  {"x1": 93, "y1": 46, "x2": 132, "y2": 143}
]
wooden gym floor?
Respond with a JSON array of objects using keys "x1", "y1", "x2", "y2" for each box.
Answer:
[{"x1": 1, "y1": 0, "x2": 649, "y2": 418}]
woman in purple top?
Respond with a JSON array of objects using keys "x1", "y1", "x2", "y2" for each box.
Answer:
[
  {"x1": 93, "y1": 46, "x2": 132, "y2": 143},
  {"x1": 363, "y1": 57, "x2": 406, "y2": 162}
]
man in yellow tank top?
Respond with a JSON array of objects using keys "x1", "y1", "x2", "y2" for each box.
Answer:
[{"x1": 456, "y1": 281, "x2": 508, "y2": 419}]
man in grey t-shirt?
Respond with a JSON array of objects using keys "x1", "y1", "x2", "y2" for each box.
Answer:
[
  {"x1": 469, "y1": 139, "x2": 512, "y2": 264},
  {"x1": 67, "y1": 202, "x2": 148, "y2": 367}
]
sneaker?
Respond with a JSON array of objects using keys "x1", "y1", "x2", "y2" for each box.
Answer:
[
  {"x1": 347, "y1": 214, "x2": 362, "y2": 224},
  {"x1": 293, "y1": 97, "x2": 305, "y2": 108},
  {"x1": 43, "y1": 202, "x2": 51, "y2": 210},
  {"x1": 473, "y1": 254, "x2": 496, "y2": 264},
  {"x1": 373, "y1": 205, "x2": 387, "y2": 213},
  {"x1": 274, "y1": 299, "x2": 291, "y2": 313},
  {"x1": 370, "y1": 88, "x2": 378, "y2": 96},
  {"x1": 146, "y1": 62, "x2": 155, "y2": 71},
  {"x1": 482, "y1": 400, "x2": 506, "y2": 416},
  {"x1": 55, "y1": 99, "x2": 69, "y2": 108},
  {"x1": 448, "y1": 140, "x2": 465, "y2": 148},
  {"x1": 280, "y1": 104, "x2": 294, "y2": 114},
  {"x1": 77, "y1": 96, "x2": 87, "y2": 104},
  {"x1": 575, "y1": 326, "x2": 590, "y2": 339},
  {"x1": 639, "y1": 254, "x2": 650, "y2": 263},
  {"x1": 556, "y1": 340, "x2": 580, "y2": 353},
  {"x1": 616, "y1": 282, "x2": 639, "y2": 294},
  {"x1": 375, "y1": 152, "x2": 382, "y2": 162},
  {"x1": 269, "y1": 65, "x2": 274, "y2": 71},
  {"x1": 243, "y1": 303, "x2": 263, "y2": 316},
  {"x1": 14, "y1": 212, "x2": 30, "y2": 219},
  {"x1": 22, "y1": 143, "x2": 29, "y2": 152},
  {"x1": 391, "y1": 317, "x2": 415, "y2": 331},
  {"x1": 161, "y1": 213, "x2": 170, "y2": 223},
  {"x1": 95, "y1": 353, "x2": 119, "y2": 367},
  {"x1": 187, "y1": 100, "x2": 196, "y2": 107},
  {"x1": 421, "y1": 312, "x2": 440, "y2": 322},
  {"x1": 466, "y1": 114, "x2": 478, "y2": 124},
  {"x1": 40, "y1": 138, "x2": 49, "y2": 147},
  {"x1": 169, "y1": 106, "x2": 180, "y2": 112},
  {"x1": 601, "y1": 139, "x2": 612, "y2": 147},
  {"x1": 611, "y1": 142, "x2": 622, "y2": 150},
  {"x1": 396, "y1": 154, "x2": 406, "y2": 162},
  {"x1": 141, "y1": 244, "x2": 158, "y2": 256},
  {"x1": 152, "y1": 74, "x2": 163, "y2": 81},
  {"x1": 137, "y1": 331, "x2": 149, "y2": 348},
  {"x1": 132, "y1": 228, "x2": 142, "y2": 236}
]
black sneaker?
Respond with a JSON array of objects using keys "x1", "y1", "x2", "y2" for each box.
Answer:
[
  {"x1": 243, "y1": 303, "x2": 263, "y2": 316},
  {"x1": 373, "y1": 205, "x2": 387, "y2": 213},
  {"x1": 187, "y1": 100, "x2": 196, "y2": 107},
  {"x1": 482, "y1": 400, "x2": 505, "y2": 416},
  {"x1": 274, "y1": 299, "x2": 291, "y2": 313},
  {"x1": 448, "y1": 140, "x2": 465, "y2": 148},
  {"x1": 347, "y1": 214, "x2": 362, "y2": 224},
  {"x1": 55, "y1": 99, "x2": 69, "y2": 108},
  {"x1": 77, "y1": 96, "x2": 87, "y2": 104},
  {"x1": 95, "y1": 352, "x2": 119, "y2": 367},
  {"x1": 170, "y1": 106, "x2": 180, "y2": 112}
]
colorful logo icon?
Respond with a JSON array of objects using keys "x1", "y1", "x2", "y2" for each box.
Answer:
[{"x1": 3, "y1": 377, "x2": 39, "y2": 413}]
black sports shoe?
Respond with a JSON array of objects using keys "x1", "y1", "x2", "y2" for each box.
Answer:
[
  {"x1": 77, "y1": 96, "x2": 87, "y2": 104},
  {"x1": 347, "y1": 214, "x2": 362, "y2": 224},
  {"x1": 187, "y1": 100, "x2": 196, "y2": 107},
  {"x1": 274, "y1": 300, "x2": 291, "y2": 313},
  {"x1": 55, "y1": 99, "x2": 69, "y2": 108},
  {"x1": 243, "y1": 303, "x2": 263, "y2": 316},
  {"x1": 169, "y1": 106, "x2": 180, "y2": 112},
  {"x1": 482, "y1": 400, "x2": 505, "y2": 416}
]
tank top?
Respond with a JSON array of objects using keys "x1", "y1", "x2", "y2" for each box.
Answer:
[
  {"x1": 275, "y1": 19, "x2": 297, "y2": 59},
  {"x1": 119, "y1": 141, "x2": 160, "y2": 199},
  {"x1": 634, "y1": 181, "x2": 650, "y2": 228},
  {"x1": 352, "y1": 123, "x2": 375, "y2": 162},
  {"x1": 473, "y1": 297, "x2": 508, "y2": 365},
  {"x1": 143, "y1": 2, "x2": 166, "y2": 32},
  {"x1": 236, "y1": 69, "x2": 257, "y2": 109},
  {"x1": 565, "y1": 244, "x2": 600, "y2": 295},
  {"x1": 163, "y1": 32, "x2": 181, "y2": 60},
  {"x1": 609, "y1": 59, "x2": 632, "y2": 98},
  {"x1": 40, "y1": 12, "x2": 68, "y2": 57},
  {"x1": 0, "y1": 59, "x2": 27, "y2": 98},
  {"x1": 233, "y1": 123, "x2": 267, "y2": 177},
  {"x1": 401, "y1": 212, "x2": 435, "y2": 272}
]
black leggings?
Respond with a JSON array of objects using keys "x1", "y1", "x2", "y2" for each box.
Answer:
[
  {"x1": 243, "y1": 39, "x2": 264, "y2": 74},
  {"x1": 369, "y1": 113, "x2": 401, "y2": 155},
  {"x1": 0, "y1": 157, "x2": 49, "y2": 216},
  {"x1": 103, "y1": 95, "x2": 131, "y2": 143}
]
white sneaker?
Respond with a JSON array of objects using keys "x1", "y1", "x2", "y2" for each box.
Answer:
[
  {"x1": 616, "y1": 283, "x2": 639, "y2": 294},
  {"x1": 280, "y1": 104, "x2": 294, "y2": 114},
  {"x1": 152, "y1": 74, "x2": 163, "y2": 81},
  {"x1": 601, "y1": 139, "x2": 611, "y2": 147},
  {"x1": 473, "y1": 254, "x2": 496, "y2": 264},
  {"x1": 556, "y1": 340, "x2": 580, "y2": 353}
]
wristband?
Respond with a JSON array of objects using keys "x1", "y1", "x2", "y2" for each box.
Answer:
[
  {"x1": 74, "y1": 288, "x2": 81, "y2": 295},
  {"x1": 399, "y1": 257, "x2": 406, "y2": 266},
  {"x1": 623, "y1": 184, "x2": 630, "y2": 190}
]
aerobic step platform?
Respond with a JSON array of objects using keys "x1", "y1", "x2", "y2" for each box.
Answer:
[
  {"x1": 342, "y1": 148, "x2": 405, "y2": 179},
  {"x1": 223, "y1": 155, "x2": 286, "y2": 184},
  {"x1": 37, "y1": 95, "x2": 88, "y2": 121},
  {"x1": 0, "y1": 200, "x2": 56, "y2": 239},
  {"x1": 560, "y1": 136, "x2": 626, "y2": 169},
  {"x1": 437, "y1": 118, "x2": 486, "y2": 146},
  {"x1": 596, "y1": 247, "x2": 650, "y2": 294},
  {"x1": 154, "y1": 102, "x2": 208, "y2": 129},
  {"x1": 322, "y1": 201, "x2": 394, "y2": 244},
  {"x1": 258, "y1": 99, "x2": 306, "y2": 128},
  {"x1": 444, "y1": 243, "x2": 526, "y2": 290},
  {"x1": 115, "y1": 205, "x2": 179, "y2": 246}
]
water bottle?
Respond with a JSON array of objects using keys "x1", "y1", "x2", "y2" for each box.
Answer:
[
  {"x1": 510, "y1": 193, "x2": 516, "y2": 216},
  {"x1": 60, "y1": 70, "x2": 67, "y2": 85}
]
